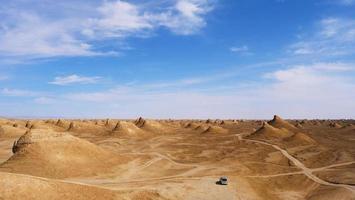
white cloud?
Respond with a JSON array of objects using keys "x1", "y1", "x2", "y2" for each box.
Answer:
[
  {"x1": 230, "y1": 45, "x2": 247, "y2": 52},
  {"x1": 87, "y1": 0, "x2": 214, "y2": 36},
  {"x1": 1, "y1": 88, "x2": 38, "y2": 97},
  {"x1": 230, "y1": 45, "x2": 253, "y2": 55},
  {"x1": 0, "y1": 12, "x2": 99, "y2": 58},
  {"x1": 0, "y1": 0, "x2": 215, "y2": 59},
  {"x1": 289, "y1": 17, "x2": 355, "y2": 57},
  {"x1": 262, "y1": 62, "x2": 355, "y2": 102},
  {"x1": 1, "y1": 62, "x2": 354, "y2": 119},
  {"x1": 162, "y1": 0, "x2": 213, "y2": 35},
  {"x1": 87, "y1": 1, "x2": 153, "y2": 38},
  {"x1": 34, "y1": 97, "x2": 56, "y2": 104},
  {"x1": 49, "y1": 62, "x2": 354, "y2": 119},
  {"x1": 49, "y1": 74, "x2": 102, "y2": 86}
]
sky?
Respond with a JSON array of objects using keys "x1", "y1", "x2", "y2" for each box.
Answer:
[{"x1": 0, "y1": 0, "x2": 355, "y2": 119}]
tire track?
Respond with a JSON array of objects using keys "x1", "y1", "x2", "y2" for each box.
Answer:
[{"x1": 236, "y1": 134, "x2": 355, "y2": 193}]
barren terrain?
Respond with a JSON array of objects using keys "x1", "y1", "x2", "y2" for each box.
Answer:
[{"x1": 0, "y1": 116, "x2": 354, "y2": 200}]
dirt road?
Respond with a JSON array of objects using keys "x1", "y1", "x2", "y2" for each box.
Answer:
[{"x1": 237, "y1": 134, "x2": 355, "y2": 193}]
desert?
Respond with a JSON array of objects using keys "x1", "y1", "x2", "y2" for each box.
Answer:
[
  {"x1": 0, "y1": 116, "x2": 354, "y2": 200},
  {"x1": 1, "y1": 1, "x2": 355, "y2": 199}
]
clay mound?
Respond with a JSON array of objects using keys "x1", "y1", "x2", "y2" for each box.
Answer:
[
  {"x1": 135, "y1": 117, "x2": 146, "y2": 128},
  {"x1": 0, "y1": 129, "x2": 124, "y2": 178},
  {"x1": 214, "y1": 120, "x2": 225, "y2": 125},
  {"x1": 247, "y1": 122, "x2": 293, "y2": 140},
  {"x1": 285, "y1": 132, "x2": 317, "y2": 145},
  {"x1": 111, "y1": 121, "x2": 146, "y2": 136},
  {"x1": 329, "y1": 122, "x2": 342, "y2": 128},
  {"x1": 0, "y1": 124, "x2": 27, "y2": 137},
  {"x1": 341, "y1": 124, "x2": 355, "y2": 129},
  {"x1": 295, "y1": 123, "x2": 303, "y2": 128},
  {"x1": 67, "y1": 122, "x2": 75, "y2": 131},
  {"x1": 300, "y1": 120, "x2": 308, "y2": 125},
  {"x1": 134, "y1": 118, "x2": 170, "y2": 134},
  {"x1": 183, "y1": 122, "x2": 201, "y2": 129},
  {"x1": 0, "y1": 125, "x2": 4, "y2": 135},
  {"x1": 112, "y1": 121, "x2": 121, "y2": 131},
  {"x1": 183, "y1": 122, "x2": 193, "y2": 128},
  {"x1": 201, "y1": 125, "x2": 229, "y2": 134},
  {"x1": 66, "y1": 121, "x2": 111, "y2": 135},
  {"x1": 249, "y1": 120, "x2": 317, "y2": 145},
  {"x1": 28, "y1": 120, "x2": 56, "y2": 130},
  {"x1": 268, "y1": 115, "x2": 299, "y2": 132},
  {"x1": 24, "y1": 120, "x2": 32, "y2": 128},
  {"x1": 193, "y1": 124, "x2": 205, "y2": 131},
  {"x1": 312, "y1": 120, "x2": 322, "y2": 126},
  {"x1": 55, "y1": 119, "x2": 71, "y2": 129},
  {"x1": 104, "y1": 118, "x2": 110, "y2": 127}
]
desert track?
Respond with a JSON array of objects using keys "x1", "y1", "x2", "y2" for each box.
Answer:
[{"x1": 237, "y1": 134, "x2": 355, "y2": 193}]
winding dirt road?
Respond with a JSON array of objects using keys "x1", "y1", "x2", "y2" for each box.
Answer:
[{"x1": 236, "y1": 134, "x2": 355, "y2": 193}]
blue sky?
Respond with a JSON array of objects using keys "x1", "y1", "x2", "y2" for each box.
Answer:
[{"x1": 0, "y1": 0, "x2": 355, "y2": 119}]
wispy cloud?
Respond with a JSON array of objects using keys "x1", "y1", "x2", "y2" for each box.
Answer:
[
  {"x1": 154, "y1": 0, "x2": 215, "y2": 35},
  {"x1": 49, "y1": 74, "x2": 102, "y2": 86},
  {"x1": 0, "y1": 75, "x2": 9, "y2": 81},
  {"x1": 252, "y1": 62, "x2": 355, "y2": 118},
  {"x1": 0, "y1": 12, "x2": 101, "y2": 58},
  {"x1": 34, "y1": 97, "x2": 57, "y2": 104},
  {"x1": 336, "y1": 0, "x2": 355, "y2": 5},
  {"x1": 0, "y1": 0, "x2": 215, "y2": 60},
  {"x1": 1, "y1": 88, "x2": 38, "y2": 97},
  {"x1": 289, "y1": 17, "x2": 355, "y2": 57},
  {"x1": 2, "y1": 61, "x2": 355, "y2": 118},
  {"x1": 230, "y1": 45, "x2": 253, "y2": 55},
  {"x1": 50, "y1": 62, "x2": 354, "y2": 118}
]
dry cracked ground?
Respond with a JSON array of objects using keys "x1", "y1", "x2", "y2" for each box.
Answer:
[{"x1": 0, "y1": 115, "x2": 354, "y2": 200}]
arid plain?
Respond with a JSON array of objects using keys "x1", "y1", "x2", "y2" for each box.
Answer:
[{"x1": 0, "y1": 116, "x2": 354, "y2": 200}]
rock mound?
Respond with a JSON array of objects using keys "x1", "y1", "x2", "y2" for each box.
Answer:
[
  {"x1": 248, "y1": 122, "x2": 293, "y2": 140},
  {"x1": 295, "y1": 123, "x2": 303, "y2": 128},
  {"x1": 268, "y1": 115, "x2": 298, "y2": 132},
  {"x1": 111, "y1": 121, "x2": 146, "y2": 136},
  {"x1": 201, "y1": 125, "x2": 228, "y2": 134},
  {"x1": 248, "y1": 116, "x2": 317, "y2": 145},
  {"x1": 329, "y1": 122, "x2": 342, "y2": 128},
  {"x1": 0, "y1": 124, "x2": 27, "y2": 137},
  {"x1": 0, "y1": 129, "x2": 124, "y2": 178},
  {"x1": 285, "y1": 132, "x2": 317, "y2": 145},
  {"x1": 135, "y1": 117, "x2": 146, "y2": 128},
  {"x1": 134, "y1": 118, "x2": 170, "y2": 134},
  {"x1": 0, "y1": 125, "x2": 4, "y2": 135},
  {"x1": 342, "y1": 124, "x2": 355, "y2": 129}
]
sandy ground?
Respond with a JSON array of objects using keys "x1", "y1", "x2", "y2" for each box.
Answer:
[{"x1": 0, "y1": 116, "x2": 354, "y2": 199}]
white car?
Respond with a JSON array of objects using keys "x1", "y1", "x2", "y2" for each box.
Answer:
[{"x1": 218, "y1": 177, "x2": 228, "y2": 185}]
